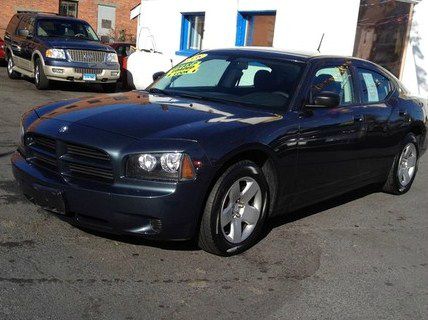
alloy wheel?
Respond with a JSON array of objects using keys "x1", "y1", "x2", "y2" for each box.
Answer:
[
  {"x1": 35, "y1": 65, "x2": 40, "y2": 85},
  {"x1": 397, "y1": 143, "x2": 417, "y2": 187},
  {"x1": 7, "y1": 57, "x2": 13, "y2": 74},
  {"x1": 220, "y1": 177, "x2": 262, "y2": 244}
]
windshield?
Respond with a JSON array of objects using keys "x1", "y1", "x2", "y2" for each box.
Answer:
[
  {"x1": 149, "y1": 53, "x2": 305, "y2": 110},
  {"x1": 36, "y1": 19, "x2": 99, "y2": 41}
]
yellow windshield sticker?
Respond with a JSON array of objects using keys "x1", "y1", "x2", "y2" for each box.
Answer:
[
  {"x1": 166, "y1": 53, "x2": 207, "y2": 77},
  {"x1": 166, "y1": 61, "x2": 202, "y2": 77}
]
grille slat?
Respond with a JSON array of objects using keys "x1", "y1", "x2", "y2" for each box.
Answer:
[
  {"x1": 66, "y1": 144, "x2": 110, "y2": 161},
  {"x1": 68, "y1": 163, "x2": 114, "y2": 180},
  {"x1": 25, "y1": 134, "x2": 113, "y2": 183},
  {"x1": 67, "y1": 50, "x2": 107, "y2": 63}
]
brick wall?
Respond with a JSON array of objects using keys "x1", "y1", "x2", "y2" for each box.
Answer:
[{"x1": 0, "y1": 0, "x2": 137, "y2": 42}]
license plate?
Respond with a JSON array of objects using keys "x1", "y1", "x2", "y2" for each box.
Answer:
[
  {"x1": 25, "y1": 183, "x2": 67, "y2": 215},
  {"x1": 83, "y1": 73, "x2": 96, "y2": 81}
]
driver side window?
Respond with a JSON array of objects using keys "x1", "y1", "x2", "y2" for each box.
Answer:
[{"x1": 311, "y1": 65, "x2": 355, "y2": 106}]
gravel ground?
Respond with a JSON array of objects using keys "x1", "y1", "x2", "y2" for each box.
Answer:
[{"x1": 0, "y1": 67, "x2": 427, "y2": 320}]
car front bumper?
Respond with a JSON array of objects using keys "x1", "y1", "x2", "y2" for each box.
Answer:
[
  {"x1": 43, "y1": 65, "x2": 120, "y2": 83},
  {"x1": 11, "y1": 151, "x2": 205, "y2": 241}
]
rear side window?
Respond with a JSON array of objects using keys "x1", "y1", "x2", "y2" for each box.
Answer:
[
  {"x1": 6, "y1": 14, "x2": 21, "y2": 35},
  {"x1": 357, "y1": 68, "x2": 393, "y2": 103}
]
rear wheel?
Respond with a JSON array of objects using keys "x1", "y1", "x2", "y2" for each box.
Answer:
[
  {"x1": 6, "y1": 53, "x2": 20, "y2": 79},
  {"x1": 198, "y1": 160, "x2": 269, "y2": 256},
  {"x1": 34, "y1": 59, "x2": 50, "y2": 90},
  {"x1": 383, "y1": 134, "x2": 419, "y2": 195}
]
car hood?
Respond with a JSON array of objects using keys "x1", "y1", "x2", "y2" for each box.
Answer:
[
  {"x1": 41, "y1": 38, "x2": 114, "y2": 51},
  {"x1": 35, "y1": 91, "x2": 283, "y2": 141}
]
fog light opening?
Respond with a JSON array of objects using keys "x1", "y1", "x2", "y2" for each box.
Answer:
[{"x1": 52, "y1": 68, "x2": 64, "y2": 74}]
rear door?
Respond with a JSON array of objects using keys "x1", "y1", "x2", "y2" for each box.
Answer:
[
  {"x1": 351, "y1": 63, "x2": 397, "y2": 178},
  {"x1": 295, "y1": 58, "x2": 367, "y2": 201}
]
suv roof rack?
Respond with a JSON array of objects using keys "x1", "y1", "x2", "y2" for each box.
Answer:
[{"x1": 17, "y1": 11, "x2": 60, "y2": 16}]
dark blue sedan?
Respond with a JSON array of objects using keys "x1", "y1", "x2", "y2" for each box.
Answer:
[{"x1": 12, "y1": 48, "x2": 427, "y2": 255}]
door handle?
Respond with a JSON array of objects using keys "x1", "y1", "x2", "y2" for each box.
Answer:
[{"x1": 399, "y1": 110, "x2": 408, "y2": 117}]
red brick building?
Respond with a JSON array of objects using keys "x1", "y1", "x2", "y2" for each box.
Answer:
[{"x1": 1, "y1": 0, "x2": 138, "y2": 42}]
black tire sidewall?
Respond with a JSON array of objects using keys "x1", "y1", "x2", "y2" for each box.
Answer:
[
  {"x1": 208, "y1": 161, "x2": 269, "y2": 255},
  {"x1": 393, "y1": 135, "x2": 419, "y2": 194}
]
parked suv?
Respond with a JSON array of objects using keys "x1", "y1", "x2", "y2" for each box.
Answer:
[{"x1": 4, "y1": 12, "x2": 120, "y2": 91}]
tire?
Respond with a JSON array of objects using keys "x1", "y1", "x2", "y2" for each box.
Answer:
[
  {"x1": 6, "y1": 53, "x2": 21, "y2": 79},
  {"x1": 383, "y1": 134, "x2": 419, "y2": 195},
  {"x1": 101, "y1": 82, "x2": 117, "y2": 93},
  {"x1": 34, "y1": 59, "x2": 49, "y2": 90},
  {"x1": 198, "y1": 160, "x2": 269, "y2": 256}
]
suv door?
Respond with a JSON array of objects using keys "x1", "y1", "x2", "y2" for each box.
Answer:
[
  {"x1": 15, "y1": 15, "x2": 35, "y2": 71},
  {"x1": 295, "y1": 59, "x2": 367, "y2": 201}
]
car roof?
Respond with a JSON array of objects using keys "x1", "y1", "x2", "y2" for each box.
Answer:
[
  {"x1": 17, "y1": 12, "x2": 88, "y2": 23},
  {"x1": 204, "y1": 47, "x2": 377, "y2": 65}
]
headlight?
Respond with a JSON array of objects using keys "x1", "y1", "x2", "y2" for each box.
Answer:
[
  {"x1": 45, "y1": 49, "x2": 66, "y2": 60},
  {"x1": 126, "y1": 152, "x2": 196, "y2": 181},
  {"x1": 105, "y1": 52, "x2": 118, "y2": 63}
]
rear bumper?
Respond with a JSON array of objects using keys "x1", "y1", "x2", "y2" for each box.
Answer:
[{"x1": 11, "y1": 151, "x2": 204, "y2": 240}]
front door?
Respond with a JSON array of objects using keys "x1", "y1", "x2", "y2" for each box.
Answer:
[
  {"x1": 97, "y1": 5, "x2": 116, "y2": 38},
  {"x1": 295, "y1": 59, "x2": 367, "y2": 202}
]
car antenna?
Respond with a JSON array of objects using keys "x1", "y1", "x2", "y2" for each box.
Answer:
[{"x1": 317, "y1": 33, "x2": 325, "y2": 53}]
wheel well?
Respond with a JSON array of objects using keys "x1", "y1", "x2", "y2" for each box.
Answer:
[
  {"x1": 210, "y1": 149, "x2": 278, "y2": 216},
  {"x1": 32, "y1": 54, "x2": 41, "y2": 68}
]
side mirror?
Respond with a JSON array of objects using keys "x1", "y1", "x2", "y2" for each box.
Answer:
[
  {"x1": 17, "y1": 29, "x2": 29, "y2": 37},
  {"x1": 311, "y1": 91, "x2": 340, "y2": 108},
  {"x1": 152, "y1": 71, "x2": 165, "y2": 81}
]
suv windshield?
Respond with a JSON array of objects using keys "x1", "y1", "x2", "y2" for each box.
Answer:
[
  {"x1": 36, "y1": 19, "x2": 99, "y2": 41},
  {"x1": 149, "y1": 53, "x2": 305, "y2": 110}
]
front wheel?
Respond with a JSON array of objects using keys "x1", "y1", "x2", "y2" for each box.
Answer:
[
  {"x1": 198, "y1": 160, "x2": 269, "y2": 256},
  {"x1": 34, "y1": 59, "x2": 50, "y2": 90},
  {"x1": 383, "y1": 134, "x2": 419, "y2": 195}
]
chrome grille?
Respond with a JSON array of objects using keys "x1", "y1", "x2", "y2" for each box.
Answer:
[
  {"x1": 74, "y1": 68, "x2": 104, "y2": 75},
  {"x1": 25, "y1": 133, "x2": 113, "y2": 183},
  {"x1": 67, "y1": 50, "x2": 107, "y2": 63}
]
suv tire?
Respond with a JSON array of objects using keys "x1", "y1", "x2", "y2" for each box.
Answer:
[
  {"x1": 34, "y1": 59, "x2": 50, "y2": 90},
  {"x1": 198, "y1": 160, "x2": 269, "y2": 256},
  {"x1": 6, "y1": 53, "x2": 21, "y2": 79}
]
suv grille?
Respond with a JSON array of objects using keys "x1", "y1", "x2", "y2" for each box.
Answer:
[
  {"x1": 74, "y1": 68, "x2": 104, "y2": 75},
  {"x1": 25, "y1": 134, "x2": 113, "y2": 183},
  {"x1": 67, "y1": 50, "x2": 107, "y2": 63}
]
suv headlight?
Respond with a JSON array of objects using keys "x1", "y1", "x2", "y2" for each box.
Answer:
[
  {"x1": 105, "y1": 52, "x2": 118, "y2": 63},
  {"x1": 45, "y1": 49, "x2": 66, "y2": 60},
  {"x1": 126, "y1": 152, "x2": 196, "y2": 181}
]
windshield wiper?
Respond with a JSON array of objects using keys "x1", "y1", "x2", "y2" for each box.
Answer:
[
  {"x1": 171, "y1": 92, "x2": 254, "y2": 108},
  {"x1": 147, "y1": 88, "x2": 171, "y2": 95}
]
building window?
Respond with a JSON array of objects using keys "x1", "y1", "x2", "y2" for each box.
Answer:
[
  {"x1": 178, "y1": 13, "x2": 205, "y2": 56},
  {"x1": 59, "y1": 0, "x2": 78, "y2": 18},
  {"x1": 236, "y1": 11, "x2": 276, "y2": 47}
]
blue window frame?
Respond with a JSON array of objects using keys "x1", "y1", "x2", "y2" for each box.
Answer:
[
  {"x1": 177, "y1": 12, "x2": 205, "y2": 56},
  {"x1": 236, "y1": 11, "x2": 276, "y2": 47}
]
